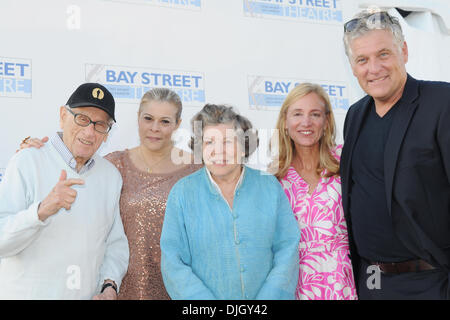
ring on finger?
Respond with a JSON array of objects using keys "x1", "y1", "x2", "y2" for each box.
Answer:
[{"x1": 22, "y1": 136, "x2": 31, "y2": 144}]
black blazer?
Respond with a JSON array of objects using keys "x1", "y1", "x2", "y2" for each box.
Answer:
[{"x1": 341, "y1": 74, "x2": 450, "y2": 284}]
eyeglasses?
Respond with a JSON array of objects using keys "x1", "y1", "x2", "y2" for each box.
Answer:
[
  {"x1": 65, "y1": 107, "x2": 111, "y2": 134},
  {"x1": 344, "y1": 11, "x2": 396, "y2": 33}
]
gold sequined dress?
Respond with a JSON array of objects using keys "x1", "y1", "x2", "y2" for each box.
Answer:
[{"x1": 105, "y1": 149, "x2": 201, "y2": 300}]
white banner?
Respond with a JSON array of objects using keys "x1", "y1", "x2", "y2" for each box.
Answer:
[
  {"x1": 1, "y1": 0, "x2": 449, "y2": 175},
  {"x1": 0, "y1": 57, "x2": 32, "y2": 98},
  {"x1": 248, "y1": 75, "x2": 349, "y2": 113},
  {"x1": 85, "y1": 63, "x2": 206, "y2": 107},
  {"x1": 243, "y1": 0, "x2": 344, "y2": 24},
  {"x1": 103, "y1": 0, "x2": 201, "y2": 10}
]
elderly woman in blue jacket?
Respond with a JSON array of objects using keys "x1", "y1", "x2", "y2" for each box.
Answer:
[{"x1": 160, "y1": 104, "x2": 300, "y2": 300}]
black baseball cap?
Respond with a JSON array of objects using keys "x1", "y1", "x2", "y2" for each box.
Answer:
[{"x1": 66, "y1": 83, "x2": 116, "y2": 122}]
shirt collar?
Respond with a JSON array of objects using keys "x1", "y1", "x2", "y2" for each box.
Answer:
[
  {"x1": 50, "y1": 132, "x2": 95, "y2": 174},
  {"x1": 205, "y1": 165, "x2": 245, "y2": 198}
]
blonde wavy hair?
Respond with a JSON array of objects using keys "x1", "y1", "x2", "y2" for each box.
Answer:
[{"x1": 269, "y1": 83, "x2": 339, "y2": 180}]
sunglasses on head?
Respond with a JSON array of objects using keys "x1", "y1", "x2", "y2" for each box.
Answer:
[{"x1": 344, "y1": 11, "x2": 396, "y2": 33}]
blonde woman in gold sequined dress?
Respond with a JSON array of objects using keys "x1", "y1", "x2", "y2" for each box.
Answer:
[{"x1": 18, "y1": 88, "x2": 201, "y2": 300}]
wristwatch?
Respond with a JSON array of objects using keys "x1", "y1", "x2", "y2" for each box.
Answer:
[{"x1": 100, "y1": 282, "x2": 117, "y2": 294}]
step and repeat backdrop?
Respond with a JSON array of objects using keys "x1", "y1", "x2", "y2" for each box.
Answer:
[{"x1": 1, "y1": 0, "x2": 450, "y2": 180}]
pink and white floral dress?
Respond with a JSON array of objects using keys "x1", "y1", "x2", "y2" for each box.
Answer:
[{"x1": 280, "y1": 145, "x2": 357, "y2": 300}]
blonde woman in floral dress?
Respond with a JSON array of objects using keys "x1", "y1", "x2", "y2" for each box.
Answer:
[{"x1": 270, "y1": 83, "x2": 357, "y2": 300}]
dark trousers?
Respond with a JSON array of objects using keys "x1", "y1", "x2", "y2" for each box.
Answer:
[{"x1": 357, "y1": 259, "x2": 449, "y2": 300}]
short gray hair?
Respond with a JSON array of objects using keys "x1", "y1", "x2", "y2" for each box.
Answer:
[
  {"x1": 189, "y1": 104, "x2": 259, "y2": 162},
  {"x1": 138, "y1": 88, "x2": 183, "y2": 122},
  {"x1": 343, "y1": 9, "x2": 405, "y2": 59}
]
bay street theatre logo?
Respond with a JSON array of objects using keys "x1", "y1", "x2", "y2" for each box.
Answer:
[
  {"x1": 103, "y1": 0, "x2": 201, "y2": 11},
  {"x1": 0, "y1": 57, "x2": 32, "y2": 98},
  {"x1": 248, "y1": 75, "x2": 349, "y2": 112},
  {"x1": 244, "y1": 0, "x2": 343, "y2": 24},
  {"x1": 85, "y1": 64, "x2": 206, "y2": 106}
]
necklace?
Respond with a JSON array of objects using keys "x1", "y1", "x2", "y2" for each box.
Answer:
[{"x1": 138, "y1": 145, "x2": 172, "y2": 174}]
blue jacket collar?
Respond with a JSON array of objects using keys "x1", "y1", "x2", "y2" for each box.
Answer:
[{"x1": 202, "y1": 165, "x2": 248, "y2": 197}]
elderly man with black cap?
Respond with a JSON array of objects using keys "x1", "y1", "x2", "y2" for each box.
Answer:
[{"x1": 0, "y1": 83, "x2": 129, "y2": 299}]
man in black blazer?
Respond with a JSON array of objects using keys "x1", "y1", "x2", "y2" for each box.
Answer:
[{"x1": 341, "y1": 9, "x2": 450, "y2": 299}]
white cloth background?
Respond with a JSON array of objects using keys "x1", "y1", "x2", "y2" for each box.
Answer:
[{"x1": 1, "y1": 0, "x2": 449, "y2": 179}]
